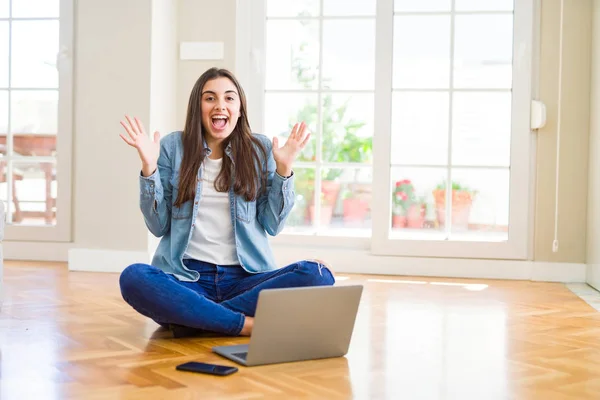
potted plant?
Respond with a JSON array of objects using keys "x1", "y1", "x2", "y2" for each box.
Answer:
[
  {"x1": 432, "y1": 181, "x2": 477, "y2": 230},
  {"x1": 406, "y1": 196, "x2": 427, "y2": 229},
  {"x1": 286, "y1": 44, "x2": 372, "y2": 223},
  {"x1": 341, "y1": 187, "x2": 369, "y2": 223},
  {"x1": 391, "y1": 179, "x2": 416, "y2": 228}
]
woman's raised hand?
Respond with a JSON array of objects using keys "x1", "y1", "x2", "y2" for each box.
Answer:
[
  {"x1": 119, "y1": 115, "x2": 160, "y2": 177},
  {"x1": 272, "y1": 121, "x2": 310, "y2": 177}
]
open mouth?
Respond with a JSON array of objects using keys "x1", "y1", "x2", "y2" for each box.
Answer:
[{"x1": 211, "y1": 115, "x2": 228, "y2": 130}]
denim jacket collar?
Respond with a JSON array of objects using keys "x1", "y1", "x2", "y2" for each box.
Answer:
[{"x1": 202, "y1": 138, "x2": 234, "y2": 163}]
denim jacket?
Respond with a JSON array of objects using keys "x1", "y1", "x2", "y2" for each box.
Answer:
[{"x1": 139, "y1": 131, "x2": 295, "y2": 282}]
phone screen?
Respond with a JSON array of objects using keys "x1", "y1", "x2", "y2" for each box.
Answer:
[{"x1": 176, "y1": 361, "x2": 238, "y2": 376}]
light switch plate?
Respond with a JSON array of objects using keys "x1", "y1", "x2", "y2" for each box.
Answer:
[{"x1": 180, "y1": 42, "x2": 224, "y2": 60}]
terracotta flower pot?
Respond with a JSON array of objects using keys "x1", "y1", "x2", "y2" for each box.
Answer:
[
  {"x1": 432, "y1": 189, "x2": 473, "y2": 230},
  {"x1": 392, "y1": 214, "x2": 407, "y2": 228},
  {"x1": 406, "y1": 204, "x2": 426, "y2": 228},
  {"x1": 343, "y1": 198, "x2": 369, "y2": 222}
]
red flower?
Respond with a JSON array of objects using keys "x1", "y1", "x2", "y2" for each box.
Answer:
[{"x1": 395, "y1": 192, "x2": 407, "y2": 201}]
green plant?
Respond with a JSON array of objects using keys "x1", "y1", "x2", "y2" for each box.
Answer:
[
  {"x1": 392, "y1": 179, "x2": 417, "y2": 215},
  {"x1": 286, "y1": 41, "x2": 372, "y2": 182},
  {"x1": 435, "y1": 180, "x2": 476, "y2": 194}
]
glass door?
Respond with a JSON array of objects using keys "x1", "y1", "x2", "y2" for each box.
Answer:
[
  {"x1": 371, "y1": 0, "x2": 533, "y2": 259},
  {"x1": 0, "y1": 0, "x2": 73, "y2": 241},
  {"x1": 260, "y1": 0, "x2": 376, "y2": 239},
  {"x1": 239, "y1": 0, "x2": 534, "y2": 259}
]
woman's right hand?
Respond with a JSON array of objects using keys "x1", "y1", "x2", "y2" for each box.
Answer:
[{"x1": 119, "y1": 115, "x2": 160, "y2": 177}]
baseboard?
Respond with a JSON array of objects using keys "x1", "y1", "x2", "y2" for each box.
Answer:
[
  {"x1": 271, "y1": 245, "x2": 587, "y2": 283},
  {"x1": 1, "y1": 240, "x2": 587, "y2": 283},
  {"x1": 68, "y1": 248, "x2": 151, "y2": 273},
  {"x1": 587, "y1": 264, "x2": 600, "y2": 291},
  {"x1": 3, "y1": 241, "x2": 73, "y2": 261},
  {"x1": 531, "y1": 262, "x2": 587, "y2": 282}
]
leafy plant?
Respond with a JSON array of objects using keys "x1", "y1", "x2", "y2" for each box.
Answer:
[
  {"x1": 435, "y1": 180, "x2": 475, "y2": 193},
  {"x1": 392, "y1": 179, "x2": 417, "y2": 215},
  {"x1": 285, "y1": 41, "x2": 372, "y2": 182}
]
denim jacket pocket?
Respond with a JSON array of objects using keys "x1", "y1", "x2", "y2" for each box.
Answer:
[
  {"x1": 236, "y1": 195, "x2": 256, "y2": 223},
  {"x1": 170, "y1": 173, "x2": 193, "y2": 220}
]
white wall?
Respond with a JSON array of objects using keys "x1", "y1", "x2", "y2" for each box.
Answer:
[
  {"x1": 73, "y1": 0, "x2": 152, "y2": 254},
  {"x1": 148, "y1": 0, "x2": 178, "y2": 255},
  {"x1": 535, "y1": 0, "x2": 593, "y2": 263},
  {"x1": 68, "y1": 0, "x2": 179, "y2": 271},
  {"x1": 587, "y1": 0, "x2": 600, "y2": 291},
  {"x1": 177, "y1": 0, "x2": 237, "y2": 126}
]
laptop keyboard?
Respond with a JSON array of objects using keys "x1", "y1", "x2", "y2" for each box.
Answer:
[{"x1": 232, "y1": 352, "x2": 248, "y2": 360}]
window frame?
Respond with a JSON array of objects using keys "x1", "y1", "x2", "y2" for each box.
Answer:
[
  {"x1": 1, "y1": 0, "x2": 73, "y2": 242},
  {"x1": 236, "y1": 0, "x2": 536, "y2": 260}
]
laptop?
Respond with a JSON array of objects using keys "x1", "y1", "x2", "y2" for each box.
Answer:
[{"x1": 212, "y1": 284, "x2": 363, "y2": 367}]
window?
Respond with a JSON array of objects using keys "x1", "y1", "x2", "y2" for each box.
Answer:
[
  {"x1": 237, "y1": 0, "x2": 534, "y2": 259},
  {"x1": 0, "y1": 0, "x2": 72, "y2": 241}
]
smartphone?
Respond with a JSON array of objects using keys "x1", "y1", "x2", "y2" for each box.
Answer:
[{"x1": 176, "y1": 361, "x2": 238, "y2": 376}]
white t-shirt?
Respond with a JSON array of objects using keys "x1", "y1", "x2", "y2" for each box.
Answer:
[{"x1": 184, "y1": 157, "x2": 239, "y2": 265}]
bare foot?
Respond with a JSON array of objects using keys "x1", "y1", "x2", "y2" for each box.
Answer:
[{"x1": 239, "y1": 316, "x2": 254, "y2": 336}]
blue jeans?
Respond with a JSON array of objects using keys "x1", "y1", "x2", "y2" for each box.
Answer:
[{"x1": 119, "y1": 259, "x2": 335, "y2": 336}]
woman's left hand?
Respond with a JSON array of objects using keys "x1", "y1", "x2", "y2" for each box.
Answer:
[{"x1": 272, "y1": 122, "x2": 310, "y2": 177}]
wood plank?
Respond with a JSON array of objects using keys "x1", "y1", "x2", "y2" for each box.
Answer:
[{"x1": 1, "y1": 261, "x2": 599, "y2": 399}]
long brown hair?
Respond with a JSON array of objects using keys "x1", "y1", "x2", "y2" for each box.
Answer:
[{"x1": 174, "y1": 68, "x2": 268, "y2": 207}]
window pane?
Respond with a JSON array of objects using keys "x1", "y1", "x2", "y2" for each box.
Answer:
[
  {"x1": 266, "y1": 20, "x2": 319, "y2": 90},
  {"x1": 390, "y1": 167, "x2": 445, "y2": 235},
  {"x1": 391, "y1": 92, "x2": 449, "y2": 165},
  {"x1": 452, "y1": 92, "x2": 511, "y2": 167},
  {"x1": 0, "y1": 161, "x2": 6, "y2": 214},
  {"x1": 395, "y1": 0, "x2": 451, "y2": 12},
  {"x1": 11, "y1": 90, "x2": 58, "y2": 136},
  {"x1": 449, "y1": 169, "x2": 509, "y2": 240},
  {"x1": 320, "y1": 167, "x2": 372, "y2": 230},
  {"x1": 322, "y1": 20, "x2": 375, "y2": 90},
  {"x1": 267, "y1": 0, "x2": 319, "y2": 17},
  {"x1": 0, "y1": 0, "x2": 7, "y2": 18},
  {"x1": 285, "y1": 167, "x2": 315, "y2": 231},
  {"x1": 322, "y1": 94, "x2": 373, "y2": 163},
  {"x1": 12, "y1": 0, "x2": 59, "y2": 17},
  {"x1": 11, "y1": 21, "x2": 59, "y2": 88},
  {"x1": 0, "y1": 22, "x2": 8, "y2": 87},
  {"x1": 393, "y1": 16, "x2": 451, "y2": 89},
  {"x1": 11, "y1": 161, "x2": 56, "y2": 226},
  {"x1": 0, "y1": 90, "x2": 7, "y2": 155},
  {"x1": 338, "y1": 167, "x2": 372, "y2": 229},
  {"x1": 455, "y1": 0, "x2": 514, "y2": 12},
  {"x1": 453, "y1": 15, "x2": 513, "y2": 89},
  {"x1": 324, "y1": 0, "x2": 375, "y2": 16},
  {"x1": 264, "y1": 93, "x2": 318, "y2": 162}
]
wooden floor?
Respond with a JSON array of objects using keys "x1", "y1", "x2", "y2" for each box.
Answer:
[{"x1": 1, "y1": 262, "x2": 600, "y2": 400}]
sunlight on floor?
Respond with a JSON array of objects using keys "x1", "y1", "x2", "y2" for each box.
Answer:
[{"x1": 339, "y1": 276, "x2": 489, "y2": 291}]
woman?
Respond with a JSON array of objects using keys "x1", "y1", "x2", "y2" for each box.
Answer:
[{"x1": 118, "y1": 67, "x2": 335, "y2": 337}]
